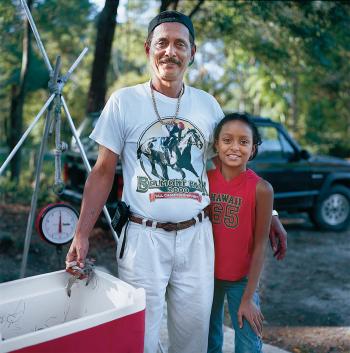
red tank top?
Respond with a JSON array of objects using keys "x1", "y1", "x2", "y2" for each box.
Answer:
[{"x1": 208, "y1": 168, "x2": 260, "y2": 281}]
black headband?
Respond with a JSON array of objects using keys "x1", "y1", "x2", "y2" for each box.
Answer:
[{"x1": 148, "y1": 10, "x2": 195, "y2": 41}]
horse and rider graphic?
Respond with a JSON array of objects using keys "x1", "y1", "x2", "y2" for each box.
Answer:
[{"x1": 137, "y1": 121, "x2": 204, "y2": 181}]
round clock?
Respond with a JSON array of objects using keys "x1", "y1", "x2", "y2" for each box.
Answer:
[{"x1": 35, "y1": 203, "x2": 79, "y2": 245}]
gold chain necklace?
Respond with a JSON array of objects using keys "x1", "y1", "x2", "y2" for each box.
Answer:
[{"x1": 150, "y1": 81, "x2": 184, "y2": 126}]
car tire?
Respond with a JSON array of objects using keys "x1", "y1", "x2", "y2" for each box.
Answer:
[{"x1": 312, "y1": 185, "x2": 350, "y2": 231}]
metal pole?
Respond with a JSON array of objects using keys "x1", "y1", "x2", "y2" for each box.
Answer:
[
  {"x1": 19, "y1": 57, "x2": 61, "y2": 278},
  {"x1": 62, "y1": 47, "x2": 89, "y2": 83},
  {"x1": 0, "y1": 94, "x2": 55, "y2": 176},
  {"x1": 19, "y1": 109, "x2": 54, "y2": 278},
  {"x1": 51, "y1": 57, "x2": 65, "y2": 194},
  {"x1": 7, "y1": 2, "x2": 93, "y2": 277},
  {"x1": 20, "y1": 0, "x2": 53, "y2": 74},
  {"x1": 62, "y1": 97, "x2": 119, "y2": 244},
  {"x1": 54, "y1": 99, "x2": 64, "y2": 192},
  {"x1": 61, "y1": 97, "x2": 92, "y2": 173}
]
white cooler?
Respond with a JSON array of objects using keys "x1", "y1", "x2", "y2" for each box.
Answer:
[{"x1": 0, "y1": 270, "x2": 145, "y2": 353}]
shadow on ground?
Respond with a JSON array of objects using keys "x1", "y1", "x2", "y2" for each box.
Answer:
[{"x1": 0, "y1": 205, "x2": 349, "y2": 353}]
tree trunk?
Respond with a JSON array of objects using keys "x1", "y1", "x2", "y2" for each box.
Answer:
[
  {"x1": 159, "y1": 0, "x2": 204, "y2": 16},
  {"x1": 189, "y1": 0, "x2": 205, "y2": 18},
  {"x1": 8, "y1": 0, "x2": 33, "y2": 181},
  {"x1": 87, "y1": 0, "x2": 119, "y2": 114},
  {"x1": 160, "y1": 0, "x2": 178, "y2": 12}
]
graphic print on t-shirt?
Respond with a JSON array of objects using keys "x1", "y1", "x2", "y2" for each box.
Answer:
[
  {"x1": 136, "y1": 117, "x2": 207, "y2": 202},
  {"x1": 210, "y1": 192, "x2": 242, "y2": 229}
]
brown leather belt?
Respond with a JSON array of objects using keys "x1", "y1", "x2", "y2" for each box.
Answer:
[{"x1": 129, "y1": 205, "x2": 210, "y2": 232}]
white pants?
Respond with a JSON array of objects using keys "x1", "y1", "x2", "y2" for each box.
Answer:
[{"x1": 117, "y1": 218, "x2": 214, "y2": 353}]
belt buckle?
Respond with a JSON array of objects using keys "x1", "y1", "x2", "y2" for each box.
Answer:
[{"x1": 162, "y1": 222, "x2": 177, "y2": 232}]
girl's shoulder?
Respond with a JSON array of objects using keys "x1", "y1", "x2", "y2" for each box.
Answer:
[
  {"x1": 256, "y1": 177, "x2": 274, "y2": 199},
  {"x1": 246, "y1": 168, "x2": 261, "y2": 182}
]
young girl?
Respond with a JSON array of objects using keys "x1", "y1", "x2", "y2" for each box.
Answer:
[{"x1": 207, "y1": 113, "x2": 273, "y2": 353}]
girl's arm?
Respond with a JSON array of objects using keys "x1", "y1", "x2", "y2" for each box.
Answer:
[{"x1": 238, "y1": 178, "x2": 274, "y2": 336}]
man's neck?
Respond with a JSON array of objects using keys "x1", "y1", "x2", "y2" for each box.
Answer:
[{"x1": 150, "y1": 78, "x2": 184, "y2": 98}]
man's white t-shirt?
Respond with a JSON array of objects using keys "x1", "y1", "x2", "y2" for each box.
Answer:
[{"x1": 90, "y1": 82, "x2": 223, "y2": 222}]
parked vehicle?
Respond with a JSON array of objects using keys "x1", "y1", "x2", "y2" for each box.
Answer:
[{"x1": 62, "y1": 114, "x2": 350, "y2": 231}]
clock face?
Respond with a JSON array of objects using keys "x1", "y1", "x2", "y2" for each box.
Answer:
[{"x1": 36, "y1": 204, "x2": 79, "y2": 245}]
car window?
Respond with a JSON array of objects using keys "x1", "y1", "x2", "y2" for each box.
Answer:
[{"x1": 256, "y1": 126, "x2": 294, "y2": 160}]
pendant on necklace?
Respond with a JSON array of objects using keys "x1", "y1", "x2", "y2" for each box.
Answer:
[
  {"x1": 161, "y1": 118, "x2": 178, "y2": 131},
  {"x1": 150, "y1": 81, "x2": 183, "y2": 127},
  {"x1": 163, "y1": 118, "x2": 177, "y2": 127}
]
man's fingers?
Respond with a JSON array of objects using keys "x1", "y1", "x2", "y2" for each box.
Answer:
[
  {"x1": 77, "y1": 253, "x2": 86, "y2": 268},
  {"x1": 274, "y1": 238, "x2": 287, "y2": 260},
  {"x1": 275, "y1": 248, "x2": 285, "y2": 260},
  {"x1": 277, "y1": 252, "x2": 286, "y2": 260},
  {"x1": 272, "y1": 232, "x2": 287, "y2": 260},
  {"x1": 65, "y1": 238, "x2": 89, "y2": 270},
  {"x1": 66, "y1": 243, "x2": 85, "y2": 268},
  {"x1": 279, "y1": 232, "x2": 287, "y2": 248},
  {"x1": 77, "y1": 246, "x2": 88, "y2": 268},
  {"x1": 274, "y1": 248, "x2": 283, "y2": 260},
  {"x1": 65, "y1": 260, "x2": 77, "y2": 268},
  {"x1": 65, "y1": 249, "x2": 77, "y2": 268},
  {"x1": 269, "y1": 230, "x2": 278, "y2": 252}
]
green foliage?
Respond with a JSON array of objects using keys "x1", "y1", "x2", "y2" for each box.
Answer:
[
  {"x1": 0, "y1": 1, "x2": 22, "y2": 144},
  {"x1": 0, "y1": 154, "x2": 58, "y2": 206},
  {"x1": 0, "y1": 0, "x2": 95, "y2": 147},
  {"x1": 109, "y1": 21, "x2": 149, "y2": 93},
  {"x1": 1, "y1": 0, "x2": 350, "y2": 195},
  {"x1": 185, "y1": 0, "x2": 350, "y2": 156}
]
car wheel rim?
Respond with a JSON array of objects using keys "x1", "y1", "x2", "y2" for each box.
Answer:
[{"x1": 321, "y1": 193, "x2": 350, "y2": 226}]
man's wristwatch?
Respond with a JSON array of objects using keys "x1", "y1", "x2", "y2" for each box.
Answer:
[{"x1": 272, "y1": 210, "x2": 279, "y2": 216}]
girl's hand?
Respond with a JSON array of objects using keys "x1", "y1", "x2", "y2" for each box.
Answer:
[{"x1": 237, "y1": 298, "x2": 264, "y2": 337}]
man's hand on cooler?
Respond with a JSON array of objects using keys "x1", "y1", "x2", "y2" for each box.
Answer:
[
  {"x1": 66, "y1": 258, "x2": 95, "y2": 297},
  {"x1": 269, "y1": 215, "x2": 287, "y2": 260},
  {"x1": 65, "y1": 236, "x2": 89, "y2": 271}
]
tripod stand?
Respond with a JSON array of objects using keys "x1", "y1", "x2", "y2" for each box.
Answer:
[{"x1": 0, "y1": 0, "x2": 118, "y2": 278}]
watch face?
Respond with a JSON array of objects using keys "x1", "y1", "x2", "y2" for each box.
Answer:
[{"x1": 37, "y1": 204, "x2": 79, "y2": 245}]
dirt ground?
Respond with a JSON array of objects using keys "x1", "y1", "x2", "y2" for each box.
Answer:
[
  {"x1": 259, "y1": 214, "x2": 350, "y2": 353},
  {"x1": 0, "y1": 204, "x2": 349, "y2": 353}
]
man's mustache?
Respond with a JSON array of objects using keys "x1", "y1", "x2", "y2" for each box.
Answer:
[{"x1": 160, "y1": 57, "x2": 181, "y2": 66}]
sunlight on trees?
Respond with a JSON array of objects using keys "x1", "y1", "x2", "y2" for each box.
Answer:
[{"x1": 1, "y1": 0, "x2": 350, "y2": 181}]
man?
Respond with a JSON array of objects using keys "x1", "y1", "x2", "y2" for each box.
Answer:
[
  {"x1": 66, "y1": 11, "x2": 287, "y2": 353},
  {"x1": 163, "y1": 122, "x2": 185, "y2": 163}
]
